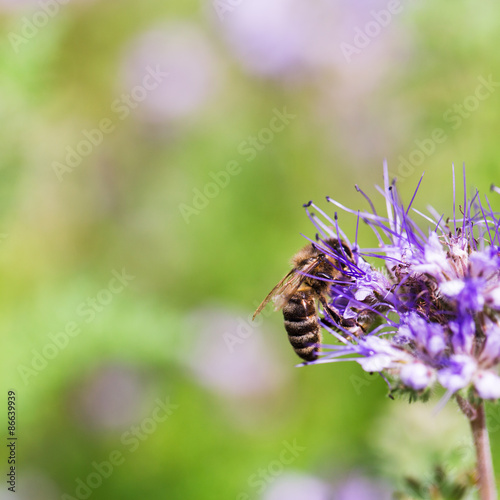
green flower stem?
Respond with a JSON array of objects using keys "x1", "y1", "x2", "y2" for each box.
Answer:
[
  {"x1": 470, "y1": 403, "x2": 496, "y2": 500},
  {"x1": 457, "y1": 396, "x2": 497, "y2": 500}
]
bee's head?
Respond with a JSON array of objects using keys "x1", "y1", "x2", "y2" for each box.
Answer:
[
  {"x1": 292, "y1": 242, "x2": 322, "y2": 268},
  {"x1": 293, "y1": 238, "x2": 355, "y2": 285},
  {"x1": 291, "y1": 244, "x2": 336, "y2": 285}
]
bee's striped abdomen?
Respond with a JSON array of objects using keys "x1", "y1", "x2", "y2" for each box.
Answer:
[{"x1": 282, "y1": 291, "x2": 320, "y2": 361}]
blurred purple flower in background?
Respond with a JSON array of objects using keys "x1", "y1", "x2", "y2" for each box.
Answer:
[
  {"x1": 208, "y1": 0, "x2": 412, "y2": 162},
  {"x1": 261, "y1": 471, "x2": 390, "y2": 500},
  {"x1": 213, "y1": 0, "x2": 318, "y2": 81},
  {"x1": 334, "y1": 472, "x2": 392, "y2": 500},
  {"x1": 0, "y1": 0, "x2": 94, "y2": 11},
  {"x1": 3, "y1": 471, "x2": 59, "y2": 500},
  {"x1": 120, "y1": 22, "x2": 223, "y2": 124},
  {"x1": 262, "y1": 473, "x2": 332, "y2": 500},
  {"x1": 186, "y1": 306, "x2": 288, "y2": 398},
  {"x1": 0, "y1": 0, "x2": 40, "y2": 8},
  {"x1": 70, "y1": 363, "x2": 148, "y2": 431},
  {"x1": 210, "y1": 0, "x2": 400, "y2": 81}
]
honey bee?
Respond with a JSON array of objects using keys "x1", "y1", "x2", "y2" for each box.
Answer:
[{"x1": 253, "y1": 238, "x2": 356, "y2": 362}]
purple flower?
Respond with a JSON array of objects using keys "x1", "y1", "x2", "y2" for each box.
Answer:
[
  {"x1": 355, "y1": 336, "x2": 406, "y2": 372},
  {"x1": 396, "y1": 312, "x2": 446, "y2": 357},
  {"x1": 334, "y1": 472, "x2": 392, "y2": 500},
  {"x1": 302, "y1": 163, "x2": 500, "y2": 400},
  {"x1": 0, "y1": 0, "x2": 92, "y2": 11},
  {"x1": 120, "y1": 22, "x2": 223, "y2": 124},
  {"x1": 262, "y1": 473, "x2": 332, "y2": 500},
  {"x1": 211, "y1": 0, "x2": 401, "y2": 82},
  {"x1": 186, "y1": 306, "x2": 289, "y2": 398},
  {"x1": 410, "y1": 232, "x2": 452, "y2": 280},
  {"x1": 481, "y1": 321, "x2": 500, "y2": 366},
  {"x1": 474, "y1": 371, "x2": 500, "y2": 399},
  {"x1": 400, "y1": 363, "x2": 435, "y2": 391},
  {"x1": 437, "y1": 355, "x2": 476, "y2": 393},
  {"x1": 449, "y1": 316, "x2": 475, "y2": 355}
]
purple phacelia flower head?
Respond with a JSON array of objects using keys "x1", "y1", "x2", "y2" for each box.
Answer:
[{"x1": 304, "y1": 162, "x2": 500, "y2": 402}]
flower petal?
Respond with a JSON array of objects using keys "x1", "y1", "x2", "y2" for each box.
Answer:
[
  {"x1": 400, "y1": 363, "x2": 434, "y2": 390},
  {"x1": 357, "y1": 355, "x2": 393, "y2": 373},
  {"x1": 437, "y1": 355, "x2": 476, "y2": 393},
  {"x1": 439, "y1": 280, "x2": 465, "y2": 297},
  {"x1": 474, "y1": 371, "x2": 500, "y2": 399}
]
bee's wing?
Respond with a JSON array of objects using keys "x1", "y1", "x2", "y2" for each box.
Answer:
[
  {"x1": 252, "y1": 269, "x2": 297, "y2": 320},
  {"x1": 252, "y1": 259, "x2": 322, "y2": 320}
]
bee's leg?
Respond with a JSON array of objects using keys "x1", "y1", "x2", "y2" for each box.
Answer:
[
  {"x1": 339, "y1": 317, "x2": 365, "y2": 338},
  {"x1": 320, "y1": 315, "x2": 336, "y2": 329},
  {"x1": 318, "y1": 295, "x2": 363, "y2": 339},
  {"x1": 342, "y1": 307, "x2": 368, "y2": 337},
  {"x1": 317, "y1": 295, "x2": 341, "y2": 326}
]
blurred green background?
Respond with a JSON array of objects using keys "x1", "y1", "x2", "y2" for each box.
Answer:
[{"x1": 1, "y1": 1, "x2": 500, "y2": 499}]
